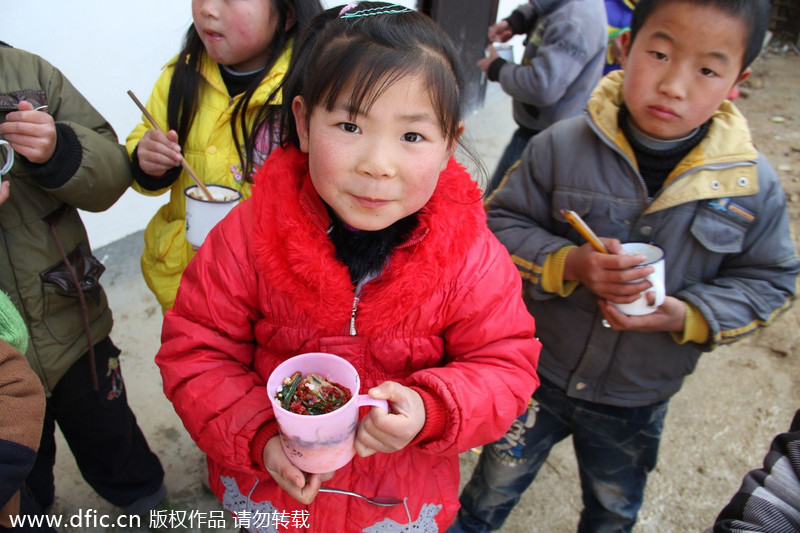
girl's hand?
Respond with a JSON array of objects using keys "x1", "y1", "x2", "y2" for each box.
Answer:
[
  {"x1": 0, "y1": 100, "x2": 56, "y2": 164},
  {"x1": 136, "y1": 128, "x2": 182, "y2": 177},
  {"x1": 599, "y1": 295, "x2": 686, "y2": 333},
  {"x1": 564, "y1": 238, "x2": 654, "y2": 303},
  {"x1": 354, "y1": 381, "x2": 424, "y2": 458},
  {"x1": 263, "y1": 435, "x2": 334, "y2": 505}
]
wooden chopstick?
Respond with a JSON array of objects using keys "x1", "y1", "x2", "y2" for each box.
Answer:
[{"x1": 126, "y1": 90, "x2": 215, "y2": 201}]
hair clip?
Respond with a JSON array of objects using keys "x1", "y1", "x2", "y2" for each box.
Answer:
[
  {"x1": 339, "y1": 2, "x2": 359, "y2": 16},
  {"x1": 340, "y1": 4, "x2": 412, "y2": 19}
]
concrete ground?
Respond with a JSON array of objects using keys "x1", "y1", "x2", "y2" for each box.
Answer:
[{"x1": 47, "y1": 77, "x2": 800, "y2": 532}]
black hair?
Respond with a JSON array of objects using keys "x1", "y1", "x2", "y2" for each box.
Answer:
[
  {"x1": 167, "y1": 0, "x2": 322, "y2": 183},
  {"x1": 630, "y1": 0, "x2": 770, "y2": 73},
  {"x1": 278, "y1": 2, "x2": 469, "y2": 153}
]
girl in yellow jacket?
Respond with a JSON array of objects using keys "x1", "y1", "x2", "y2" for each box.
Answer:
[{"x1": 127, "y1": 0, "x2": 322, "y2": 311}]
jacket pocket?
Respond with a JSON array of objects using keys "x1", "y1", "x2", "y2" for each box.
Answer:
[
  {"x1": 689, "y1": 203, "x2": 748, "y2": 254},
  {"x1": 552, "y1": 189, "x2": 640, "y2": 241},
  {"x1": 39, "y1": 243, "x2": 106, "y2": 344},
  {"x1": 40, "y1": 243, "x2": 104, "y2": 296}
]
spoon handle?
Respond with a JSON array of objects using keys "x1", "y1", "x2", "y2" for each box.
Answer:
[{"x1": 318, "y1": 487, "x2": 403, "y2": 506}]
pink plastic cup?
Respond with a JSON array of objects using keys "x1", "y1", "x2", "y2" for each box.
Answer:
[{"x1": 267, "y1": 352, "x2": 388, "y2": 474}]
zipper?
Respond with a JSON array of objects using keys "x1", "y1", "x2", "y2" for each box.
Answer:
[
  {"x1": 347, "y1": 274, "x2": 377, "y2": 336},
  {"x1": 349, "y1": 295, "x2": 360, "y2": 336}
]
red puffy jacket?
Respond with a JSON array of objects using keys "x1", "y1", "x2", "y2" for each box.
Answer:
[{"x1": 157, "y1": 146, "x2": 540, "y2": 532}]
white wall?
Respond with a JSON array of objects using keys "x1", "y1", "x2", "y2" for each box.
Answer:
[{"x1": 4, "y1": 0, "x2": 516, "y2": 247}]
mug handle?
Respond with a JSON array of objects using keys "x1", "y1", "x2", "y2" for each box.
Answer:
[
  {"x1": 357, "y1": 394, "x2": 389, "y2": 413},
  {"x1": 0, "y1": 140, "x2": 14, "y2": 177},
  {"x1": 645, "y1": 275, "x2": 666, "y2": 308}
]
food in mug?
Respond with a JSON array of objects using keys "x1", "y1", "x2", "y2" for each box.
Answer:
[
  {"x1": 275, "y1": 372, "x2": 352, "y2": 415},
  {"x1": 186, "y1": 188, "x2": 238, "y2": 201}
]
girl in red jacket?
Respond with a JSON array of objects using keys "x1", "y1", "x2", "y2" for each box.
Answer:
[{"x1": 156, "y1": 3, "x2": 540, "y2": 531}]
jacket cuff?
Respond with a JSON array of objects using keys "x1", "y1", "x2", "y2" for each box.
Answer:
[
  {"x1": 505, "y1": 11, "x2": 527, "y2": 35},
  {"x1": 27, "y1": 123, "x2": 82, "y2": 189},
  {"x1": 671, "y1": 301, "x2": 710, "y2": 345},
  {"x1": 131, "y1": 145, "x2": 181, "y2": 191},
  {"x1": 1, "y1": 492, "x2": 20, "y2": 528},
  {"x1": 249, "y1": 421, "x2": 281, "y2": 470},
  {"x1": 408, "y1": 385, "x2": 447, "y2": 446},
  {"x1": 541, "y1": 245, "x2": 580, "y2": 297},
  {"x1": 487, "y1": 58, "x2": 507, "y2": 82}
]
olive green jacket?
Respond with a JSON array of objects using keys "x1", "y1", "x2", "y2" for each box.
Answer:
[{"x1": 0, "y1": 45, "x2": 131, "y2": 393}]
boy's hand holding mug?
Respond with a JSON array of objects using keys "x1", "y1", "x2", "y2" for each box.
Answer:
[
  {"x1": 564, "y1": 238, "x2": 653, "y2": 302},
  {"x1": 0, "y1": 100, "x2": 55, "y2": 164},
  {"x1": 566, "y1": 238, "x2": 686, "y2": 333}
]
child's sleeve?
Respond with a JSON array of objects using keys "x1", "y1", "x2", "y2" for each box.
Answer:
[
  {"x1": 19, "y1": 61, "x2": 132, "y2": 212},
  {"x1": 495, "y1": 8, "x2": 604, "y2": 109},
  {"x1": 504, "y1": 3, "x2": 539, "y2": 35},
  {"x1": 156, "y1": 206, "x2": 268, "y2": 474},
  {"x1": 0, "y1": 340, "x2": 45, "y2": 528},
  {"x1": 714, "y1": 409, "x2": 800, "y2": 532},
  {"x1": 487, "y1": 134, "x2": 579, "y2": 301},
  {"x1": 126, "y1": 65, "x2": 177, "y2": 195},
  {"x1": 676, "y1": 156, "x2": 800, "y2": 350},
  {"x1": 403, "y1": 230, "x2": 541, "y2": 455}
]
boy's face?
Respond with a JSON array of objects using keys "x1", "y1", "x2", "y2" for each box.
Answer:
[{"x1": 619, "y1": 1, "x2": 751, "y2": 140}]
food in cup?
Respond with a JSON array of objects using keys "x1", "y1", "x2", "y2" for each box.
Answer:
[
  {"x1": 275, "y1": 371, "x2": 352, "y2": 415},
  {"x1": 267, "y1": 352, "x2": 388, "y2": 473},
  {"x1": 186, "y1": 188, "x2": 238, "y2": 201}
]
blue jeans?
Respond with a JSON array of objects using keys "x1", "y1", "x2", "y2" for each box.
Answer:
[
  {"x1": 484, "y1": 127, "x2": 536, "y2": 195},
  {"x1": 449, "y1": 378, "x2": 668, "y2": 533}
]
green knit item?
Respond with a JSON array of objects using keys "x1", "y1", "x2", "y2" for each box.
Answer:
[{"x1": 0, "y1": 291, "x2": 28, "y2": 353}]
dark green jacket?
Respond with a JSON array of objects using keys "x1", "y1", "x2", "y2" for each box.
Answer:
[{"x1": 0, "y1": 45, "x2": 131, "y2": 393}]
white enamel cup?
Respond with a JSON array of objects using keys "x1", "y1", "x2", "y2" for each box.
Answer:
[
  {"x1": 184, "y1": 184, "x2": 241, "y2": 247},
  {"x1": 612, "y1": 242, "x2": 666, "y2": 316},
  {"x1": 0, "y1": 140, "x2": 14, "y2": 178}
]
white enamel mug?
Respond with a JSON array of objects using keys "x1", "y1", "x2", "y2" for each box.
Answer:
[
  {"x1": 612, "y1": 242, "x2": 666, "y2": 316},
  {"x1": 0, "y1": 140, "x2": 14, "y2": 178},
  {"x1": 184, "y1": 184, "x2": 242, "y2": 247}
]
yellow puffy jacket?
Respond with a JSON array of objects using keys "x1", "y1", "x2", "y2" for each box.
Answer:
[{"x1": 126, "y1": 46, "x2": 290, "y2": 311}]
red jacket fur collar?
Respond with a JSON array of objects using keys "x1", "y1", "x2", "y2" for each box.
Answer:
[{"x1": 250, "y1": 145, "x2": 486, "y2": 336}]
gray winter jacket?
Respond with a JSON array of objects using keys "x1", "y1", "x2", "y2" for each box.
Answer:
[
  {"x1": 0, "y1": 45, "x2": 131, "y2": 394},
  {"x1": 487, "y1": 72, "x2": 799, "y2": 407},
  {"x1": 492, "y1": 0, "x2": 607, "y2": 134}
]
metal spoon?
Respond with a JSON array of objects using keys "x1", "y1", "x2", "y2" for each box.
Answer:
[{"x1": 318, "y1": 487, "x2": 403, "y2": 507}]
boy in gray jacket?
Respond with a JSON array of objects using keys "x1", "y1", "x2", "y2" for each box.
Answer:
[
  {"x1": 478, "y1": 0, "x2": 607, "y2": 194},
  {"x1": 452, "y1": 0, "x2": 799, "y2": 531}
]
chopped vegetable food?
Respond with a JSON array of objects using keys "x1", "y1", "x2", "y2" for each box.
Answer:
[{"x1": 275, "y1": 371, "x2": 352, "y2": 415}]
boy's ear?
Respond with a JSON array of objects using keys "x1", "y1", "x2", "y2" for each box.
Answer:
[
  {"x1": 292, "y1": 96, "x2": 310, "y2": 153},
  {"x1": 727, "y1": 67, "x2": 751, "y2": 100},
  {"x1": 618, "y1": 30, "x2": 632, "y2": 70}
]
